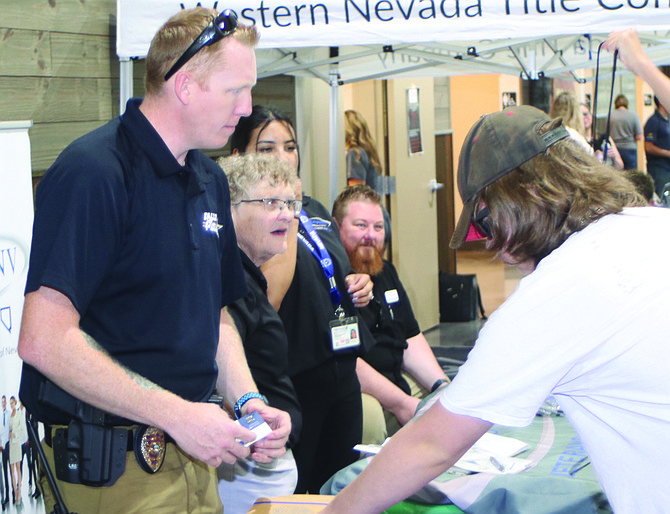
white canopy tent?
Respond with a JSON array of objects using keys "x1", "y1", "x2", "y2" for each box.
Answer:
[
  {"x1": 116, "y1": 0, "x2": 670, "y2": 196},
  {"x1": 117, "y1": 1, "x2": 670, "y2": 83}
]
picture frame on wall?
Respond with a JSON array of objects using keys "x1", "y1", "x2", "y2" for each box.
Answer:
[{"x1": 502, "y1": 92, "x2": 517, "y2": 108}]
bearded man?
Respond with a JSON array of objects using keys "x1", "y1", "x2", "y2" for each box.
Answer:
[{"x1": 333, "y1": 185, "x2": 449, "y2": 440}]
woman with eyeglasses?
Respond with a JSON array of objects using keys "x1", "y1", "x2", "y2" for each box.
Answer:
[
  {"x1": 215, "y1": 153, "x2": 302, "y2": 512},
  {"x1": 230, "y1": 106, "x2": 375, "y2": 494}
]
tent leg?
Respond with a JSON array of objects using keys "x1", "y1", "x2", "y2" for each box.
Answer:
[
  {"x1": 120, "y1": 58, "x2": 134, "y2": 115},
  {"x1": 329, "y1": 79, "x2": 339, "y2": 208}
]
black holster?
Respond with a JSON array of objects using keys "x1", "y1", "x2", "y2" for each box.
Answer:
[{"x1": 40, "y1": 380, "x2": 128, "y2": 487}]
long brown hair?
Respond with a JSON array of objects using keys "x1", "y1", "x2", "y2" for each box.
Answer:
[
  {"x1": 344, "y1": 110, "x2": 382, "y2": 172},
  {"x1": 480, "y1": 123, "x2": 646, "y2": 266},
  {"x1": 550, "y1": 91, "x2": 585, "y2": 136}
]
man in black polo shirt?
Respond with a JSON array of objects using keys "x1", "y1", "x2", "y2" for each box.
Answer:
[
  {"x1": 332, "y1": 185, "x2": 450, "y2": 443},
  {"x1": 17, "y1": 7, "x2": 289, "y2": 513}
]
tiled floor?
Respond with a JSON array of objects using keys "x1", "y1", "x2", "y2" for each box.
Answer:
[
  {"x1": 424, "y1": 320, "x2": 484, "y2": 378},
  {"x1": 424, "y1": 320, "x2": 484, "y2": 348}
]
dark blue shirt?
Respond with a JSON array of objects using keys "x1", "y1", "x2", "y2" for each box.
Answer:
[
  {"x1": 20, "y1": 98, "x2": 247, "y2": 425},
  {"x1": 645, "y1": 110, "x2": 670, "y2": 172}
]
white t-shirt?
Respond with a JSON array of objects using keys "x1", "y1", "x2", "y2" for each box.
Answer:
[{"x1": 440, "y1": 206, "x2": 670, "y2": 514}]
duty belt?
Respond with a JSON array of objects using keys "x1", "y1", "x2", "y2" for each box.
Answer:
[{"x1": 45, "y1": 423, "x2": 171, "y2": 476}]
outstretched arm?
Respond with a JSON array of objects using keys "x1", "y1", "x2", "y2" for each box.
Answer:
[
  {"x1": 321, "y1": 402, "x2": 492, "y2": 514},
  {"x1": 605, "y1": 29, "x2": 670, "y2": 110}
]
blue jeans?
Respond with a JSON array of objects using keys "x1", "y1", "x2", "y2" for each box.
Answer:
[{"x1": 619, "y1": 148, "x2": 638, "y2": 170}]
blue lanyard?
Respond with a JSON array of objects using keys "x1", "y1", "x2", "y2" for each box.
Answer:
[{"x1": 297, "y1": 210, "x2": 342, "y2": 308}]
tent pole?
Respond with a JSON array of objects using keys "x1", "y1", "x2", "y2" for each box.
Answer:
[
  {"x1": 329, "y1": 47, "x2": 340, "y2": 208},
  {"x1": 120, "y1": 58, "x2": 134, "y2": 114}
]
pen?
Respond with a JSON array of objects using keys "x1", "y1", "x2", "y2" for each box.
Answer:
[{"x1": 569, "y1": 456, "x2": 591, "y2": 475}]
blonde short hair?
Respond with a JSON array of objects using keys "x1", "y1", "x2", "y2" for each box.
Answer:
[
  {"x1": 144, "y1": 7, "x2": 258, "y2": 96},
  {"x1": 219, "y1": 154, "x2": 299, "y2": 203}
]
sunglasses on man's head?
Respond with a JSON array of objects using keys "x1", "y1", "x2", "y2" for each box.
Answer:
[{"x1": 164, "y1": 10, "x2": 238, "y2": 81}]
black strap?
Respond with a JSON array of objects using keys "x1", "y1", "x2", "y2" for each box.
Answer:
[
  {"x1": 44, "y1": 424, "x2": 134, "y2": 451},
  {"x1": 27, "y1": 418, "x2": 75, "y2": 514},
  {"x1": 592, "y1": 42, "x2": 619, "y2": 160},
  {"x1": 476, "y1": 286, "x2": 487, "y2": 320}
]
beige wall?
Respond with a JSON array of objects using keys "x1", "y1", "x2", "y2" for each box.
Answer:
[
  {"x1": 294, "y1": 76, "x2": 336, "y2": 201},
  {"x1": 449, "y1": 74, "x2": 520, "y2": 313},
  {"x1": 340, "y1": 78, "x2": 440, "y2": 330},
  {"x1": 386, "y1": 77, "x2": 439, "y2": 330},
  {"x1": 449, "y1": 74, "x2": 509, "y2": 226}
]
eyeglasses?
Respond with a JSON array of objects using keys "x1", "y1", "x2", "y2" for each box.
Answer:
[
  {"x1": 236, "y1": 198, "x2": 302, "y2": 216},
  {"x1": 473, "y1": 206, "x2": 493, "y2": 239},
  {"x1": 164, "y1": 10, "x2": 238, "y2": 81}
]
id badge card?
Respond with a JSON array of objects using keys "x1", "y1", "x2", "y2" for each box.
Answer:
[{"x1": 329, "y1": 316, "x2": 361, "y2": 352}]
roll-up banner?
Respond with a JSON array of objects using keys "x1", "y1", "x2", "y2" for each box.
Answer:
[{"x1": 0, "y1": 121, "x2": 33, "y2": 399}]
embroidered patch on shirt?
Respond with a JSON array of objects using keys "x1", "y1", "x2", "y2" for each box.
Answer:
[
  {"x1": 308, "y1": 217, "x2": 332, "y2": 231},
  {"x1": 202, "y1": 212, "x2": 222, "y2": 235}
]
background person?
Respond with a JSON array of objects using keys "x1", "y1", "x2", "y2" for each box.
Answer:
[
  {"x1": 609, "y1": 94, "x2": 643, "y2": 170},
  {"x1": 7, "y1": 397, "x2": 25, "y2": 506},
  {"x1": 321, "y1": 105, "x2": 669, "y2": 514},
  {"x1": 345, "y1": 110, "x2": 382, "y2": 192},
  {"x1": 580, "y1": 102, "x2": 624, "y2": 169},
  {"x1": 17, "y1": 8, "x2": 289, "y2": 513},
  {"x1": 345, "y1": 109, "x2": 392, "y2": 246},
  {"x1": 623, "y1": 169, "x2": 655, "y2": 205},
  {"x1": 643, "y1": 96, "x2": 670, "y2": 198},
  {"x1": 216, "y1": 154, "x2": 302, "y2": 513},
  {"x1": 549, "y1": 91, "x2": 592, "y2": 153},
  {"x1": 1, "y1": 396, "x2": 8, "y2": 510},
  {"x1": 333, "y1": 185, "x2": 450, "y2": 443},
  {"x1": 230, "y1": 106, "x2": 374, "y2": 494}
]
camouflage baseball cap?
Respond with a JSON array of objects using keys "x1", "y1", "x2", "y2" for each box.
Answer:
[{"x1": 449, "y1": 105, "x2": 570, "y2": 249}]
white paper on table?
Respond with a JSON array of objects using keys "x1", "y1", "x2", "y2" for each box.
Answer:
[{"x1": 355, "y1": 432, "x2": 532, "y2": 475}]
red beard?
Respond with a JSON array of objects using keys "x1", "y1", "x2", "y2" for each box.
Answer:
[{"x1": 349, "y1": 242, "x2": 384, "y2": 276}]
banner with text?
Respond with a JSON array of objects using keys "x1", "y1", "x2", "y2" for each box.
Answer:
[
  {"x1": 118, "y1": 0, "x2": 670, "y2": 58},
  {"x1": 0, "y1": 122, "x2": 33, "y2": 402}
]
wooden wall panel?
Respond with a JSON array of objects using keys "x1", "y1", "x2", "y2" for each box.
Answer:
[
  {"x1": 0, "y1": 29, "x2": 51, "y2": 76},
  {"x1": 0, "y1": 0, "x2": 296, "y2": 177},
  {"x1": 51, "y1": 32, "x2": 118, "y2": 78},
  {"x1": 29, "y1": 121, "x2": 105, "y2": 171},
  {"x1": 0, "y1": 0, "x2": 118, "y2": 176},
  {"x1": 0, "y1": 77, "x2": 114, "y2": 123},
  {"x1": 0, "y1": 0, "x2": 116, "y2": 35}
]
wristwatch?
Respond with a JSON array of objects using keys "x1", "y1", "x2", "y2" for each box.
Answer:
[
  {"x1": 431, "y1": 378, "x2": 450, "y2": 393},
  {"x1": 234, "y1": 392, "x2": 268, "y2": 419}
]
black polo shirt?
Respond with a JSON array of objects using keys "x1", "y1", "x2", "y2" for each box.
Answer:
[
  {"x1": 20, "y1": 98, "x2": 247, "y2": 425},
  {"x1": 645, "y1": 109, "x2": 670, "y2": 173},
  {"x1": 229, "y1": 251, "x2": 302, "y2": 448},
  {"x1": 278, "y1": 196, "x2": 372, "y2": 377},
  {"x1": 359, "y1": 260, "x2": 421, "y2": 395}
]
